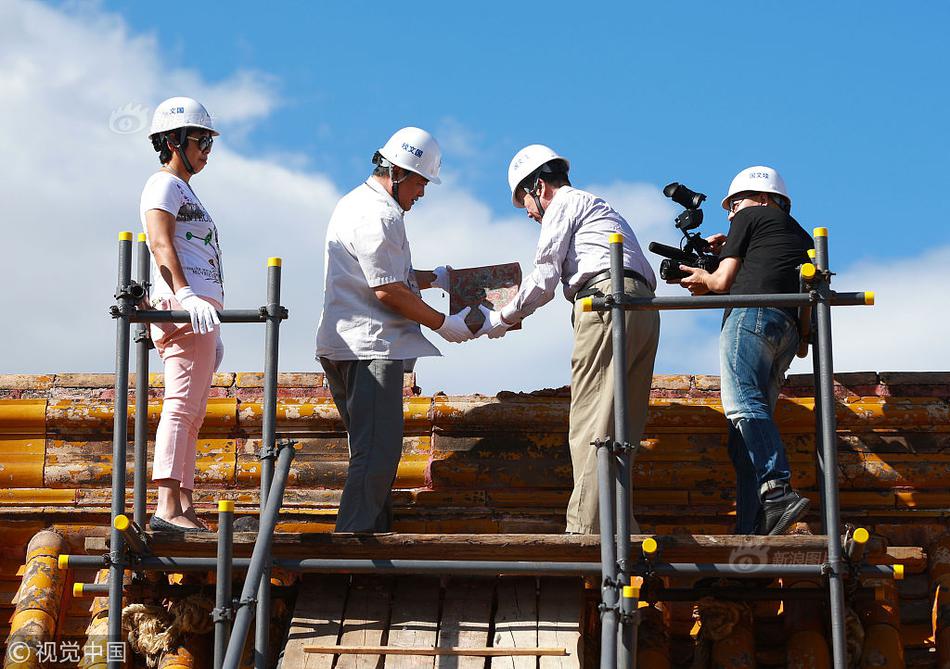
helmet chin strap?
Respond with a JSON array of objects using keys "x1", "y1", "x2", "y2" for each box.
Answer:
[
  {"x1": 170, "y1": 128, "x2": 196, "y2": 174},
  {"x1": 388, "y1": 164, "x2": 409, "y2": 209},
  {"x1": 526, "y1": 173, "x2": 546, "y2": 218}
]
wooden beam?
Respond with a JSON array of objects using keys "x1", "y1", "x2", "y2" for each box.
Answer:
[
  {"x1": 123, "y1": 532, "x2": 888, "y2": 565},
  {"x1": 305, "y1": 647, "x2": 568, "y2": 657}
]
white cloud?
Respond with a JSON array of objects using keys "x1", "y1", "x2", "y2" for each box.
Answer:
[
  {"x1": 0, "y1": 0, "x2": 336, "y2": 379},
  {"x1": 788, "y1": 245, "x2": 950, "y2": 374}
]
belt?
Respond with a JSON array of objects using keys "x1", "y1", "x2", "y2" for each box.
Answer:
[{"x1": 573, "y1": 269, "x2": 649, "y2": 301}]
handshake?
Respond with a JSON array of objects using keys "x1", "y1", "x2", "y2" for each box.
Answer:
[{"x1": 429, "y1": 265, "x2": 514, "y2": 344}]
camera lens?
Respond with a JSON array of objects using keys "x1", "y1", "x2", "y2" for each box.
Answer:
[{"x1": 663, "y1": 182, "x2": 707, "y2": 210}]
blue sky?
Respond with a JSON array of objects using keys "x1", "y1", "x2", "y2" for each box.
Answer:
[
  {"x1": 1, "y1": 1, "x2": 946, "y2": 393},
  {"x1": 100, "y1": 0, "x2": 947, "y2": 260}
]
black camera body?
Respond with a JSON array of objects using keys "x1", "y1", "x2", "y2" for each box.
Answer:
[{"x1": 649, "y1": 182, "x2": 721, "y2": 282}]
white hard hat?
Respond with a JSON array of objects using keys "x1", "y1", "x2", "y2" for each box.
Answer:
[
  {"x1": 721, "y1": 165, "x2": 790, "y2": 210},
  {"x1": 507, "y1": 144, "x2": 570, "y2": 208},
  {"x1": 149, "y1": 96, "x2": 219, "y2": 139},
  {"x1": 377, "y1": 127, "x2": 442, "y2": 184}
]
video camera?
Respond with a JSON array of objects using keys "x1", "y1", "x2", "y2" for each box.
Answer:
[{"x1": 648, "y1": 182, "x2": 720, "y2": 282}]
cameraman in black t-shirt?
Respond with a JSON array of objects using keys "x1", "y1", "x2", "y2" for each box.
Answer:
[{"x1": 676, "y1": 166, "x2": 813, "y2": 535}]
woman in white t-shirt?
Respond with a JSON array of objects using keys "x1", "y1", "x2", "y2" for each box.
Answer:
[{"x1": 140, "y1": 97, "x2": 225, "y2": 532}]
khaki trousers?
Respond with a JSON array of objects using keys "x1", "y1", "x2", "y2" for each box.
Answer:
[{"x1": 565, "y1": 277, "x2": 659, "y2": 534}]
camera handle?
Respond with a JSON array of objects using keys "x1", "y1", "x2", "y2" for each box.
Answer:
[{"x1": 682, "y1": 230, "x2": 713, "y2": 257}]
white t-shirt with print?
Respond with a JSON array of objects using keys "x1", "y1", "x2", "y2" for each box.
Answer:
[
  {"x1": 315, "y1": 178, "x2": 440, "y2": 361},
  {"x1": 139, "y1": 171, "x2": 225, "y2": 306}
]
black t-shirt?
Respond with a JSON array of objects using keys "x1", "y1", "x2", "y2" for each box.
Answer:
[{"x1": 720, "y1": 205, "x2": 813, "y2": 321}]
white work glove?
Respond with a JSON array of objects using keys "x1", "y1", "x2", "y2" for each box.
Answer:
[
  {"x1": 214, "y1": 335, "x2": 225, "y2": 372},
  {"x1": 175, "y1": 286, "x2": 220, "y2": 335},
  {"x1": 435, "y1": 306, "x2": 474, "y2": 343},
  {"x1": 476, "y1": 305, "x2": 513, "y2": 339},
  {"x1": 432, "y1": 265, "x2": 451, "y2": 291}
]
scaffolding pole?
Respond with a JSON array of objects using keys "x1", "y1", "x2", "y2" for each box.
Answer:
[
  {"x1": 222, "y1": 442, "x2": 295, "y2": 669},
  {"x1": 607, "y1": 234, "x2": 637, "y2": 669},
  {"x1": 813, "y1": 228, "x2": 849, "y2": 666},
  {"x1": 595, "y1": 437, "x2": 619, "y2": 669},
  {"x1": 214, "y1": 500, "x2": 235, "y2": 669},
  {"x1": 257, "y1": 259, "x2": 284, "y2": 669},
  {"x1": 132, "y1": 234, "x2": 150, "y2": 529},
  {"x1": 106, "y1": 232, "x2": 134, "y2": 669}
]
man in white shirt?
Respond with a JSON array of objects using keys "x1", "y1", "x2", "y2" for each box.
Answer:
[
  {"x1": 315, "y1": 127, "x2": 473, "y2": 532},
  {"x1": 479, "y1": 145, "x2": 660, "y2": 534}
]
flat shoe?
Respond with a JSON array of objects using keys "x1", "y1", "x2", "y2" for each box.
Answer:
[{"x1": 149, "y1": 515, "x2": 204, "y2": 533}]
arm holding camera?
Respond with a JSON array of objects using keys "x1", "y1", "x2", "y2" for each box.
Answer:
[{"x1": 679, "y1": 256, "x2": 741, "y2": 295}]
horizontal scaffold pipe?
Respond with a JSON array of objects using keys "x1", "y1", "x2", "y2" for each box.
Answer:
[
  {"x1": 61, "y1": 555, "x2": 902, "y2": 579},
  {"x1": 644, "y1": 562, "x2": 899, "y2": 578},
  {"x1": 132, "y1": 557, "x2": 603, "y2": 576},
  {"x1": 584, "y1": 290, "x2": 873, "y2": 312},
  {"x1": 126, "y1": 309, "x2": 285, "y2": 324}
]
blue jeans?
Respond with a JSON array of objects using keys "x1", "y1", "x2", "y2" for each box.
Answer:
[{"x1": 720, "y1": 307, "x2": 799, "y2": 533}]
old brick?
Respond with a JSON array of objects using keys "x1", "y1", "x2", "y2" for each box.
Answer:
[
  {"x1": 880, "y1": 371, "x2": 950, "y2": 386},
  {"x1": 694, "y1": 375, "x2": 721, "y2": 391},
  {"x1": 273, "y1": 372, "x2": 325, "y2": 387},
  {"x1": 236, "y1": 372, "x2": 264, "y2": 388},
  {"x1": 785, "y1": 373, "x2": 815, "y2": 388},
  {"x1": 53, "y1": 373, "x2": 120, "y2": 388},
  {"x1": 213, "y1": 372, "x2": 236, "y2": 387},
  {"x1": 834, "y1": 372, "x2": 880, "y2": 387},
  {"x1": 0, "y1": 375, "x2": 54, "y2": 390},
  {"x1": 651, "y1": 375, "x2": 691, "y2": 391}
]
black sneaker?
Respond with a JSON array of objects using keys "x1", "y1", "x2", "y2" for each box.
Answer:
[{"x1": 762, "y1": 488, "x2": 810, "y2": 536}]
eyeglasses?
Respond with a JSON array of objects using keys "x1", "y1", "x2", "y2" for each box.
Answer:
[
  {"x1": 187, "y1": 135, "x2": 214, "y2": 152},
  {"x1": 729, "y1": 193, "x2": 754, "y2": 212}
]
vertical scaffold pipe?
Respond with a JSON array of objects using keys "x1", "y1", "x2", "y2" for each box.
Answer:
[
  {"x1": 256, "y1": 257, "x2": 283, "y2": 669},
  {"x1": 808, "y1": 248, "x2": 828, "y2": 535},
  {"x1": 214, "y1": 501, "x2": 235, "y2": 669},
  {"x1": 811, "y1": 227, "x2": 847, "y2": 668},
  {"x1": 597, "y1": 437, "x2": 619, "y2": 669},
  {"x1": 609, "y1": 233, "x2": 636, "y2": 669},
  {"x1": 133, "y1": 233, "x2": 151, "y2": 529},
  {"x1": 108, "y1": 231, "x2": 134, "y2": 669},
  {"x1": 222, "y1": 442, "x2": 295, "y2": 669}
]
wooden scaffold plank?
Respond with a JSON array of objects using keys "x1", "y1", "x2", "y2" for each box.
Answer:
[
  {"x1": 280, "y1": 574, "x2": 350, "y2": 669},
  {"x1": 385, "y1": 576, "x2": 440, "y2": 669},
  {"x1": 337, "y1": 575, "x2": 393, "y2": 669},
  {"x1": 538, "y1": 578, "x2": 584, "y2": 669},
  {"x1": 491, "y1": 577, "x2": 539, "y2": 669},
  {"x1": 436, "y1": 577, "x2": 495, "y2": 669}
]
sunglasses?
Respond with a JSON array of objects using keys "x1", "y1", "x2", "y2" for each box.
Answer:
[{"x1": 186, "y1": 135, "x2": 214, "y2": 152}]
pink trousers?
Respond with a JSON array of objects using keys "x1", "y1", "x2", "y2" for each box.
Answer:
[{"x1": 150, "y1": 296, "x2": 221, "y2": 491}]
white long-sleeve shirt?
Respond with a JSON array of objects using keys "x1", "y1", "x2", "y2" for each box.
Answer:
[{"x1": 501, "y1": 187, "x2": 656, "y2": 323}]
